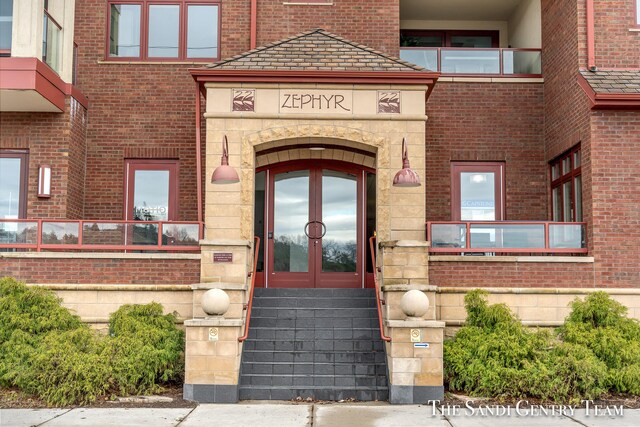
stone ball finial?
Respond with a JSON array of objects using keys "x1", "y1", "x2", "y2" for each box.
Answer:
[
  {"x1": 400, "y1": 290, "x2": 430, "y2": 319},
  {"x1": 201, "y1": 289, "x2": 230, "y2": 316}
]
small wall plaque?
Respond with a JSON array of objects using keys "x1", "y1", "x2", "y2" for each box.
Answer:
[
  {"x1": 213, "y1": 252, "x2": 233, "y2": 263},
  {"x1": 209, "y1": 327, "x2": 219, "y2": 341},
  {"x1": 410, "y1": 328, "x2": 421, "y2": 343}
]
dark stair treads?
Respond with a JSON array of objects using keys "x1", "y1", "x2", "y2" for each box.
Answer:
[{"x1": 239, "y1": 288, "x2": 388, "y2": 402}]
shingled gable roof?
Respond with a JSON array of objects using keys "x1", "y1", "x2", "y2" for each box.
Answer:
[
  {"x1": 203, "y1": 29, "x2": 428, "y2": 72},
  {"x1": 578, "y1": 70, "x2": 640, "y2": 110}
]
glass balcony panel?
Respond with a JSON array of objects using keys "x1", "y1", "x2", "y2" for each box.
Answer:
[
  {"x1": 430, "y1": 224, "x2": 466, "y2": 249},
  {"x1": 82, "y1": 223, "x2": 125, "y2": 246},
  {"x1": 503, "y1": 50, "x2": 541, "y2": 75},
  {"x1": 42, "y1": 222, "x2": 79, "y2": 245},
  {"x1": 549, "y1": 224, "x2": 585, "y2": 249},
  {"x1": 0, "y1": 221, "x2": 38, "y2": 244},
  {"x1": 469, "y1": 224, "x2": 545, "y2": 249},
  {"x1": 129, "y1": 223, "x2": 159, "y2": 246},
  {"x1": 162, "y1": 223, "x2": 200, "y2": 247},
  {"x1": 399, "y1": 49, "x2": 438, "y2": 71},
  {"x1": 441, "y1": 49, "x2": 499, "y2": 74}
]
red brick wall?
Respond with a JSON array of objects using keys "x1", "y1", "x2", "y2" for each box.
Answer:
[
  {"x1": 429, "y1": 261, "x2": 596, "y2": 287},
  {"x1": 1, "y1": 257, "x2": 200, "y2": 285},
  {"x1": 0, "y1": 99, "x2": 88, "y2": 219},
  {"x1": 585, "y1": 1, "x2": 640, "y2": 69},
  {"x1": 425, "y1": 82, "x2": 547, "y2": 221},
  {"x1": 255, "y1": 0, "x2": 399, "y2": 56},
  {"x1": 74, "y1": 1, "x2": 204, "y2": 221},
  {"x1": 590, "y1": 111, "x2": 640, "y2": 287}
]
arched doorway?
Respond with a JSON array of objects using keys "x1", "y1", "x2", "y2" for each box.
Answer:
[{"x1": 254, "y1": 159, "x2": 376, "y2": 288}]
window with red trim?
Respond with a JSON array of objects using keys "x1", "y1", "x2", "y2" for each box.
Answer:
[
  {"x1": 0, "y1": 150, "x2": 28, "y2": 219},
  {"x1": 401, "y1": 30, "x2": 499, "y2": 48},
  {"x1": 125, "y1": 160, "x2": 179, "y2": 221},
  {"x1": 550, "y1": 146, "x2": 582, "y2": 222},
  {"x1": 0, "y1": 0, "x2": 13, "y2": 55},
  {"x1": 107, "y1": 1, "x2": 220, "y2": 61}
]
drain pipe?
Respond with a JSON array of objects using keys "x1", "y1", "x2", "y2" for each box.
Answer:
[
  {"x1": 250, "y1": 0, "x2": 257, "y2": 49},
  {"x1": 195, "y1": 81, "x2": 204, "y2": 237},
  {"x1": 586, "y1": 0, "x2": 596, "y2": 71}
]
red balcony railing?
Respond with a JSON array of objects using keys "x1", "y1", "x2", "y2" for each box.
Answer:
[
  {"x1": 0, "y1": 219, "x2": 202, "y2": 252},
  {"x1": 400, "y1": 47, "x2": 542, "y2": 77},
  {"x1": 426, "y1": 221, "x2": 587, "y2": 255}
]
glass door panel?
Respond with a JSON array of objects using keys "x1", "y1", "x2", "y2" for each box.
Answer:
[
  {"x1": 273, "y1": 170, "x2": 310, "y2": 273},
  {"x1": 132, "y1": 170, "x2": 170, "y2": 221},
  {"x1": 321, "y1": 170, "x2": 357, "y2": 273},
  {"x1": 460, "y1": 172, "x2": 496, "y2": 220},
  {"x1": 0, "y1": 157, "x2": 24, "y2": 219}
]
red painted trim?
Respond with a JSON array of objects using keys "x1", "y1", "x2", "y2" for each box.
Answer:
[
  {"x1": 451, "y1": 162, "x2": 505, "y2": 221},
  {"x1": 0, "y1": 57, "x2": 89, "y2": 110},
  {"x1": 250, "y1": 0, "x2": 257, "y2": 49},
  {"x1": 124, "y1": 160, "x2": 179, "y2": 221},
  {"x1": 195, "y1": 81, "x2": 204, "y2": 230},
  {"x1": 578, "y1": 74, "x2": 640, "y2": 110},
  {"x1": 368, "y1": 235, "x2": 391, "y2": 342},
  {"x1": 0, "y1": 150, "x2": 28, "y2": 218},
  {"x1": 586, "y1": 0, "x2": 596, "y2": 70},
  {"x1": 190, "y1": 69, "x2": 439, "y2": 86}
]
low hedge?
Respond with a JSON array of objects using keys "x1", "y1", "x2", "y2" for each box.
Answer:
[
  {"x1": 444, "y1": 289, "x2": 640, "y2": 403},
  {"x1": 0, "y1": 277, "x2": 184, "y2": 406}
]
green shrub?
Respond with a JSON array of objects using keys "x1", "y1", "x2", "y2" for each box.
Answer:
[
  {"x1": 559, "y1": 291, "x2": 640, "y2": 394},
  {"x1": 108, "y1": 303, "x2": 184, "y2": 396},
  {"x1": 0, "y1": 277, "x2": 184, "y2": 406},
  {"x1": 444, "y1": 289, "x2": 609, "y2": 403}
]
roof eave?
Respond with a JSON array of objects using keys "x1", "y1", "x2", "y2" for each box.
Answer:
[
  {"x1": 189, "y1": 69, "x2": 439, "y2": 86},
  {"x1": 578, "y1": 74, "x2": 640, "y2": 110}
]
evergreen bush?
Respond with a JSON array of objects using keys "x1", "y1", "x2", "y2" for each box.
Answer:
[{"x1": 0, "y1": 277, "x2": 184, "y2": 406}]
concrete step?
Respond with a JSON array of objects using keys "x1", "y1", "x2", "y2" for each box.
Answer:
[{"x1": 238, "y1": 386, "x2": 389, "y2": 401}]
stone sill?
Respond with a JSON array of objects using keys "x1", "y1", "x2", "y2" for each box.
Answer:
[
  {"x1": 438, "y1": 287, "x2": 640, "y2": 295},
  {"x1": 191, "y1": 283, "x2": 248, "y2": 291},
  {"x1": 445, "y1": 320, "x2": 563, "y2": 327},
  {"x1": 185, "y1": 318, "x2": 244, "y2": 327},
  {"x1": 28, "y1": 283, "x2": 193, "y2": 291},
  {"x1": 0, "y1": 252, "x2": 201, "y2": 260},
  {"x1": 385, "y1": 319, "x2": 445, "y2": 328},
  {"x1": 429, "y1": 255, "x2": 594, "y2": 263},
  {"x1": 200, "y1": 239, "x2": 252, "y2": 247},
  {"x1": 379, "y1": 240, "x2": 430, "y2": 248},
  {"x1": 382, "y1": 284, "x2": 437, "y2": 292}
]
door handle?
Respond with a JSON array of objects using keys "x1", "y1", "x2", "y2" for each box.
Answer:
[
  {"x1": 304, "y1": 220, "x2": 326, "y2": 239},
  {"x1": 304, "y1": 221, "x2": 313, "y2": 238},
  {"x1": 318, "y1": 221, "x2": 327, "y2": 238}
]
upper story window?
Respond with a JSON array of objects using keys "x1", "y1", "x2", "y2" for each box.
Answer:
[
  {"x1": 636, "y1": 0, "x2": 640, "y2": 26},
  {"x1": 107, "y1": 1, "x2": 220, "y2": 61},
  {"x1": 401, "y1": 30, "x2": 499, "y2": 48},
  {"x1": 0, "y1": 0, "x2": 13, "y2": 55},
  {"x1": 550, "y1": 146, "x2": 582, "y2": 222}
]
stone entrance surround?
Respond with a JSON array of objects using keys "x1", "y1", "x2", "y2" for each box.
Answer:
[{"x1": 181, "y1": 79, "x2": 448, "y2": 403}]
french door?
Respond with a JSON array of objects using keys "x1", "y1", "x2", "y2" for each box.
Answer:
[{"x1": 265, "y1": 161, "x2": 365, "y2": 288}]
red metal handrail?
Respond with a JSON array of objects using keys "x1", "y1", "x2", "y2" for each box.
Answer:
[
  {"x1": 369, "y1": 234, "x2": 391, "y2": 342},
  {"x1": 0, "y1": 219, "x2": 202, "y2": 252},
  {"x1": 426, "y1": 221, "x2": 588, "y2": 254},
  {"x1": 239, "y1": 236, "x2": 260, "y2": 343}
]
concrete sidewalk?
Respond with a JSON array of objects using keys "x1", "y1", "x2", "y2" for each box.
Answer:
[{"x1": 1, "y1": 403, "x2": 639, "y2": 427}]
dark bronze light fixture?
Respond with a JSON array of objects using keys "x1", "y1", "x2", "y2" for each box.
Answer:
[
  {"x1": 211, "y1": 135, "x2": 240, "y2": 184},
  {"x1": 392, "y1": 137, "x2": 421, "y2": 187}
]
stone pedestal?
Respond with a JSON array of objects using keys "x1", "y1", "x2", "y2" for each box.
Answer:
[
  {"x1": 377, "y1": 239, "x2": 443, "y2": 403},
  {"x1": 183, "y1": 317, "x2": 244, "y2": 403},
  {"x1": 385, "y1": 320, "x2": 445, "y2": 404}
]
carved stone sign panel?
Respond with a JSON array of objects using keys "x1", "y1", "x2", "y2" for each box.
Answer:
[
  {"x1": 377, "y1": 91, "x2": 401, "y2": 113},
  {"x1": 278, "y1": 90, "x2": 353, "y2": 114},
  {"x1": 232, "y1": 89, "x2": 255, "y2": 112}
]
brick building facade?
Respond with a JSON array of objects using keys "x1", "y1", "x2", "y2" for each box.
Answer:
[{"x1": 1, "y1": 0, "x2": 638, "y2": 404}]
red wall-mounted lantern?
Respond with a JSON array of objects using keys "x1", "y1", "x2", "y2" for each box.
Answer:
[
  {"x1": 392, "y1": 138, "x2": 421, "y2": 187},
  {"x1": 211, "y1": 135, "x2": 240, "y2": 184}
]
